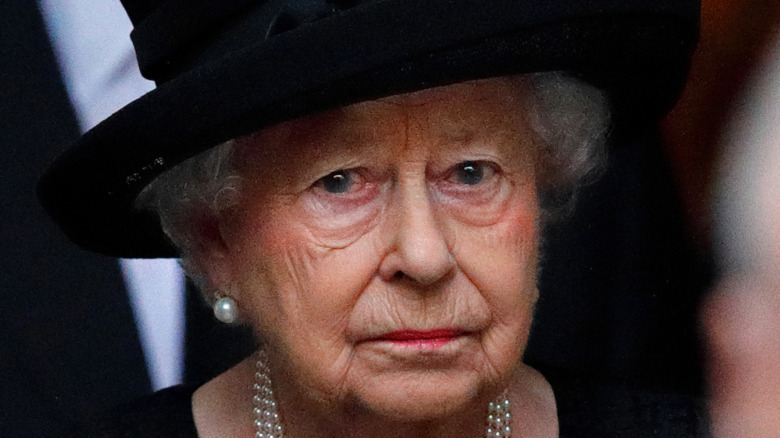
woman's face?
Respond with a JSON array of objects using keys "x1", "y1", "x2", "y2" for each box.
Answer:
[{"x1": 207, "y1": 77, "x2": 540, "y2": 420}]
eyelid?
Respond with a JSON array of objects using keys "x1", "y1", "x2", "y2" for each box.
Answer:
[
  {"x1": 443, "y1": 160, "x2": 499, "y2": 182},
  {"x1": 310, "y1": 167, "x2": 384, "y2": 200},
  {"x1": 432, "y1": 160, "x2": 505, "y2": 206},
  {"x1": 312, "y1": 168, "x2": 359, "y2": 188}
]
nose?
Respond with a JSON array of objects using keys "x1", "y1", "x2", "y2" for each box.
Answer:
[{"x1": 379, "y1": 174, "x2": 455, "y2": 286}]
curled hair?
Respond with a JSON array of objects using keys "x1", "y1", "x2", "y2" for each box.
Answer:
[
  {"x1": 137, "y1": 72, "x2": 610, "y2": 294},
  {"x1": 136, "y1": 140, "x2": 240, "y2": 297},
  {"x1": 526, "y1": 72, "x2": 610, "y2": 218}
]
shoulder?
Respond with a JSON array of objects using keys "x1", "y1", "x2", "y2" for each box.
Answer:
[
  {"x1": 62, "y1": 384, "x2": 200, "y2": 438},
  {"x1": 541, "y1": 367, "x2": 710, "y2": 437}
]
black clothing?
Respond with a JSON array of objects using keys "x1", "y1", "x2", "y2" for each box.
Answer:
[
  {"x1": 65, "y1": 371, "x2": 709, "y2": 437},
  {"x1": 548, "y1": 370, "x2": 710, "y2": 437},
  {"x1": 65, "y1": 385, "x2": 199, "y2": 438},
  {"x1": 0, "y1": 2, "x2": 150, "y2": 436},
  {"x1": 0, "y1": 5, "x2": 255, "y2": 436}
]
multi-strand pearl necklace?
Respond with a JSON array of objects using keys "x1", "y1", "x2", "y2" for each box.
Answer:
[
  {"x1": 253, "y1": 349, "x2": 284, "y2": 438},
  {"x1": 253, "y1": 350, "x2": 512, "y2": 438},
  {"x1": 486, "y1": 396, "x2": 513, "y2": 437}
]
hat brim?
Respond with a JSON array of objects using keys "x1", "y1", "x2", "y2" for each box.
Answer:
[{"x1": 39, "y1": 0, "x2": 699, "y2": 257}]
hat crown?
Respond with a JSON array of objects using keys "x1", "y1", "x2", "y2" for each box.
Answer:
[{"x1": 121, "y1": 0, "x2": 361, "y2": 83}]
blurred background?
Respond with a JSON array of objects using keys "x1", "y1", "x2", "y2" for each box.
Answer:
[{"x1": 1, "y1": 0, "x2": 778, "y2": 436}]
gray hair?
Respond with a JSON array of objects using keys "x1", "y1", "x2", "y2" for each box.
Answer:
[{"x1": 137, "y1": 72, "x2": 610, "y2": 295}]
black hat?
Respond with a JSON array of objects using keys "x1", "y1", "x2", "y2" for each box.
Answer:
[{"x1": 38, "y1": 0, "x2": 700, "y2": 258}]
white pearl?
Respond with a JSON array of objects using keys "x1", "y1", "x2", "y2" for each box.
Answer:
[{"x1": 213, "y1": 297, "x2": 238, "y2": 323}]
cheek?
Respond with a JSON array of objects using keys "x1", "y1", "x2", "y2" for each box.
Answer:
[
  {"x1": 450, "y1": 194, "x2": 538, "y2": 289},
  {"x1": 440, "y1": 203, "x2": 538, "y2": 384},
  {"x1": 230, "y1": 210, "x2": 393, "y2": 405},
  {"x1": 230, "y1": 204, "x2": 381, "y2": 352},
  {"x1": 446, "y1": 195, "x2": 539, "y2": 333},
  {"x1": 229, "y1": 218, "x2": 314, "y2": 337}
]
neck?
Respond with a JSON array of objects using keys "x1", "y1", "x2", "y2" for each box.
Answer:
[
  {"x1": 193, "y1": 354, "x2": 557, "y2": 438},
  {"x1": 276, "y1": 386, "x2": 491, "y2": 438},
  {"x1": 264, "y1": 350, "x2": 515, "y2": 438}
]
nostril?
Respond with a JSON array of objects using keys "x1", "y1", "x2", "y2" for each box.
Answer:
[{"x1": 392, "y1": 271, "x2": 405, "y2": 281}]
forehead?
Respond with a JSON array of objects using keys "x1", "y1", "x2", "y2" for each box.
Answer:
[
  {"x1": 235, "y1": 77, "x2": 533, "y2": 165},
  {"x1": 377, "y1": 76, "x2": 528, "y2": 108}
]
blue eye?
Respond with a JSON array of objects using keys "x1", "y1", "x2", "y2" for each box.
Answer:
[
  {"x1": 319, "y1": 170, "x2": 353, "y2": 193},
  {"x1": 455, "y1": 161, "x2": 484, "y2": 185}
]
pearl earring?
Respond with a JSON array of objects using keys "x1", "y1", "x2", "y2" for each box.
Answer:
[{"x1": 213, "y1": 296, "x2": 238, "y2": 324}]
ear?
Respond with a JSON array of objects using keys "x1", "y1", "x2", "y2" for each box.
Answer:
[{"x1": 184, "y1": 212, "x2": 235, "y2": 295}]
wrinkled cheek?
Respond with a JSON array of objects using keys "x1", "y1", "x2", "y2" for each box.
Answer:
[
  {"x1": 234, "y1": 224, "x2": 319, "y2": 341},
  {"x1": 472, "y1": 212, "x2": 538, "y2": 299},
  {"x1": 249, "y1": 246, "x2": 361, "y2": 406},
  {"x1": 479, "y1": 293, "x2": 536, "y2": 384},
  {"x1": 243, "y1": 227, "x2": 360, "y2": 358},
  {"x1": 509, "y1": 206, "x2": 540, "y2": 293},
  {"x1": 468, "y1": 211, "x2": 539, "y2": 361}
]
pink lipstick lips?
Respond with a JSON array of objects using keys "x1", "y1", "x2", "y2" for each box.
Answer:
[{"x1": 371, "y1": 329, "x2": 465, "y2": 348}]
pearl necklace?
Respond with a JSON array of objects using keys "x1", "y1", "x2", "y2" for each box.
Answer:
[
  {"x1": 253, "y1": 349, "x2": 284, "y2": 438},
  {"x1": 253, "y1": 350, "x2": 512, "y2": 438}
]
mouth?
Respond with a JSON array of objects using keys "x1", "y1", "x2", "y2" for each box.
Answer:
[{"x1": 366, "y1": 329, "x2": 467, "y2": 349}]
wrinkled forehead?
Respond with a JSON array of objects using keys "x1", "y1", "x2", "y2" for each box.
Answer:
[
  {"x1": 247, "y1": 76, "x2": 530, "y2": 140},
  {"x1": 234, "y1": 78, "x2": 536, "y2": 193},
  {"x1": 375, "y1": 76, "x2": 529, "y2": 108}
]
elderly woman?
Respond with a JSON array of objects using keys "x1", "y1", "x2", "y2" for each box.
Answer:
[{"x1": 39, "y1": 0, "x2": 702, "y2": 436}]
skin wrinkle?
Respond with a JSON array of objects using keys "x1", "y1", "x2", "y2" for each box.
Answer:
[
  {"x1": 139, "y1": 75, "x2": 610, "y2": 437},
  {"x1": 199, "y1": 78, "x2": 546, "y2": 437},
  {"x1": 368, "y1": 276, "x2": 465, "y2": 330},
  {"x1": 143, "y1": 75, "x2": 608, "y2": 307},
  {"x1": 310, "y1": 197, "x2": 387, "y2": 250},
  {"x1": 262, "y1": 239, "x2": 358, "y2": 412}
]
